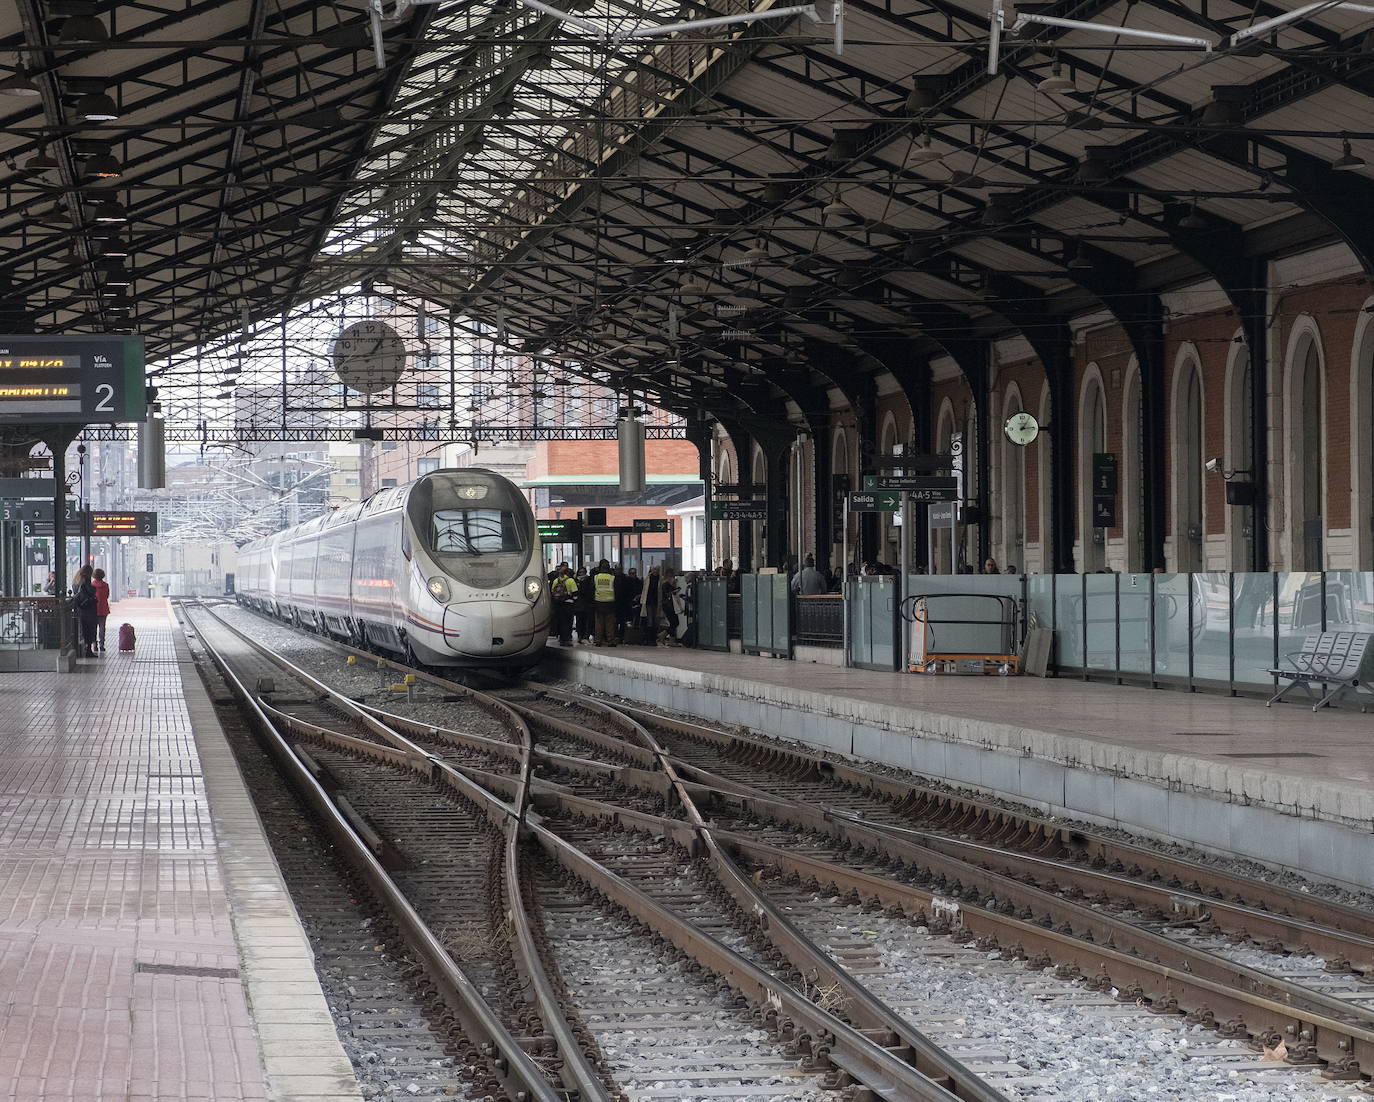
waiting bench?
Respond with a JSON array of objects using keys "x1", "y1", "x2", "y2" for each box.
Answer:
[{"x1": 1267, "y1": 631, "x2": 1374, "y2": 712}]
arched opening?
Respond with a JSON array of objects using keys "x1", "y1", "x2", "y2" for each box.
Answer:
[
  {"x1": 1289, "y1": 332, "x2": 1326, "y2": 570},
  {"x1": 879, "y1": 413, "x2": 899, "y2": 568},
  {"x1": 1078, "y1": 369, "x2": 1107, "y2": 573},
  {"x1": 1121, "y1": 363, "x2": 1145, "y2": 572},
  {"x1": 832, "y1": 427, "x2": 851, "y2": 571},
  {"x1": 750, "y1": 445, "x2": 766, "y2": 570},
  {"x1": 1225, "y1": 340, "x2": 1255, "y2": 571},
  {"x1": 1353, "y1": 303, "x2": 1374, "y2": 569},
  {"x1": 1037, "y1": 382, "x2": 1053, "y2": 573},
  {"x1": 1173, "y1": 355, "x2": 1204, "y2": 572},
  {"x1": 1001, "y1": 387, "x2": 1026, "y2": 572},
  {"x1": 934, "y1": 401, "x2": 956, "y2": 573},
  {"x1": 714, "y1": 445, "x2": 735, "y2": 568}
]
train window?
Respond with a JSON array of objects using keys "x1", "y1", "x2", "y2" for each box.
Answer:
[
  {"x1": 408, "y1": 471, "x2": 533, "y2": 590},
  {"x1": 432, "y1": 509, "x2": 520, "y2": 554}
]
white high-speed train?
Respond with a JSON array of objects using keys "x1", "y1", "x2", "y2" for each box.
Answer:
[{"x1": 237, "y1": 468, "x2": 551, "y2": 668}]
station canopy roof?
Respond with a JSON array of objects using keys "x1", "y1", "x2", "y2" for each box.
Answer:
[{"x1": 4, "y1": 0, "x2": 1374, "y2": 435}]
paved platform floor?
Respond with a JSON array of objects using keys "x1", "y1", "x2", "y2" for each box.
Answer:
[
  {"x1": 0, "y1": 600, "x2": 358, "y2": 1101},
  {"x1": 546, "y1": 641, "x2": 1374, "y2": 890}
]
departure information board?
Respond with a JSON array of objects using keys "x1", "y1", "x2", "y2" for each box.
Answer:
[
  {"x1": 89, "y1": 511, "x2": 157, "y2": 536},
  {"x1": 0, "y1": 335, "x2": 145, "y2": 424}
]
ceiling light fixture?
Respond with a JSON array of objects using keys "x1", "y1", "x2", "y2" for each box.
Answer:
[
  {"x1": 822, "y1": 195, "x2": 858, "y2": 224},
  {"x1": 0, "y1": 71, "x2": 42, "y2": 97},
  {"x1": 57, "y1": 4, "x2": 109, "y2": 44},
  {"x1": 24, "y1": 147, "x2": 59, "y2": 172},
  {"x1": 1333, "y1": 138, "x2": 1366, "y2": 171},
  {"x1": 1037, "y1": 61, "x2": 1076, "y2": 95},
  {"x1": 909, "y1": 132, "x2": 942, "y2": 167},
  {"x1": 1178, "y1": 200, "x2": 1208, "y2": 230},
  {"x1": 85, "y1": 151, "x2": 122, "y2": 178},
  {"x1": 74, "y1": 91, "x2": 118, "y2": 121},
  {"x1": 1200, "y1": 86, "x2": 1244, "y2": 128},
  {"x1": 1066, "y1": 246, "x2": 1093, "y2": 274},
  {"x1": 91, "y1": 201, "x2": 127, "y2": 223}
]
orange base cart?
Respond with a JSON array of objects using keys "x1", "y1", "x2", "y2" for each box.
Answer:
[{"x1": 901, "y1": 592, "x2": 1023, "y2": 675}]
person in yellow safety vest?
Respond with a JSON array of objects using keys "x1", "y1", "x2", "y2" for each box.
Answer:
[
  {"x1": 591, "y1": 559, "x2": 618, "y2": 647},
  {"x1": 551, "y1": 564, "x2": 580, "y2": 645}
]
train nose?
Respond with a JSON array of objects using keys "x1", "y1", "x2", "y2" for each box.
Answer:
[{"x1": 441, "y1": 600, "x2": 535, "y2": 656}]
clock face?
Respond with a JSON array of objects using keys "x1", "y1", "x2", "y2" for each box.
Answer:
[
  {"x1": 1004, "y1": 411, "x2": 1039, "y2": 446},
  {"x1": 332, "y1": 320, "x2": 408, "y2": 395}
]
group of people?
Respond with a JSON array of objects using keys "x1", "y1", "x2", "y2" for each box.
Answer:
[
  {"x1": 547, "y1": 560, "x2": 686, "y2": 648},
  {"x1": 45, "y1": 565, "x2": 111, "y2": 656}
]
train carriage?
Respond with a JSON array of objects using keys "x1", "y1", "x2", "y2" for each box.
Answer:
[{"x1": 237, "y1": 468, "x2": 551, "y2": 668}]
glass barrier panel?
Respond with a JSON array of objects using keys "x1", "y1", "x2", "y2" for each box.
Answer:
[
  {"x1": 872, "y1": 578, "x2": 898, "y2": 670},
  {"x1": 1192, "y1": 572, "x2": 1232, "y2": 686},
  {"x1": 1054, "y1": 574, "x2": 1084, "y2": 669},
  {"x1": 1276, "y1": 572, "x2": 1323, "y2": 663},
  {"x1": 1324, "y1": 571, "x2": 1374, "y2": 632},
  {"x1": 845, "y1": 579, "x2": 867, "y2": 666},
  {"x1": 1024, "y1": 574, "x2": 1055, "y2": 640},
  {"x1": 1152, "y1": 574, "x2": 1191, "y2": 682},
  {"x1": 770, "y1": 575, "x2": 792, "y2": 655},
  {"x1": 1232, "y1": 572, "x2": 1277, "y2": 691},
  {"x1": 1118, "y1": 573, "x2": 1153, "y2": 676},
  {"x1": 1083, "y1": 574, "x2": 1117, "y2": 674},
  {"x1": 741, "y1": 574, "x2": 759, "y2": 649}
]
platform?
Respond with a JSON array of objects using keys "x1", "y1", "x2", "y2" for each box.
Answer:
[
  {"x1": 544, "y1": 642, "x2": 1374, "y2": 893},
  {"x1": 0, "y1": 600, "x2": 359, "y2": 1102}
]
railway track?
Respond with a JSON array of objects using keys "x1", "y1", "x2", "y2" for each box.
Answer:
[
  {"x1": 194, "y1": 602, "x2": 1374, "y2": 1096},
  {"x1": 184, "y1": 601, "x2": 1005, "y2": 1102}
]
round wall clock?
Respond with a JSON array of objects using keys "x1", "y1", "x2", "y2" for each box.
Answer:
[
  {"x1": 1004, "y1": 411, "x2": 1040, "y2": 446},
  {"x1": 332, "y1": 319, "x2": 408, "y2": 395}
]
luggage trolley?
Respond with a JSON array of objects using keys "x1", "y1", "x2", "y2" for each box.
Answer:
[{"x1": 901, "y1": 592, "x2": 1024, "y2": 675}]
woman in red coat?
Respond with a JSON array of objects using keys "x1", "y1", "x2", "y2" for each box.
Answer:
[{"x1": 92, "y1": 568, "x2": 112, "y2": 652}]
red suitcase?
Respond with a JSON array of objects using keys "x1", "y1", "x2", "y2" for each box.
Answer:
[{"x1": 117, "y1": 623, "x2": 136, "y2": 652}]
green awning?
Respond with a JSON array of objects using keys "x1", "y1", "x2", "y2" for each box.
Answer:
[{"x1": 521, "y1": 474, "x2": 700, "y2": 487}]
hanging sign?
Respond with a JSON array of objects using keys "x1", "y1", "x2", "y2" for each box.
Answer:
[{"x1": 0, "y1": 335, "x2": 145, "y2": 424}]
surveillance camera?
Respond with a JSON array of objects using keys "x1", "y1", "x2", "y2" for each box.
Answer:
[{"x1": 1205, "y1": 458, "x2": 1219, "y2": 473}]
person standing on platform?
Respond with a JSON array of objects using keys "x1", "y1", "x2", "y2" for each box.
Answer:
[
  {"x1": 591, "y1": 559, "x2": 618, "y2": 647},
  {"x1": 614, "y1": 564, "x2": 636, "y2": 644},
  {"x1": 550, "y1": 564, "x2": 578, "y2": 646},
  {"x1": 44, "y1": 570, "x2": 58, "y2": 596},
  {"x1": 639, "y1": 565, "x2": 661, "y2": 643},
  {"x1": 574, "y1": 566, "x2": 594, "y2": 643},
  {"x1": 92, "y1": 568, "x2": 111, "y2": 652},
  {"x1": 72, "y1": 565, "x2": 99, "y2": 658},
  {"x1": 791, "y1": 553, "x2": 827, "y2": 595},
  {"x1": 659, "y1": 565, "x2": 683, "y2": 646}
]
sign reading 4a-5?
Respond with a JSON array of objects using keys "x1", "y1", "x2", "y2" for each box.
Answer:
[{"x1": 0, "y1": 334, "x2": 146, "y2": 425}]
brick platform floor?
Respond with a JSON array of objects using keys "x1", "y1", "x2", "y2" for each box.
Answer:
[{"x1": 0, "y1": 600, "x2": 354, "y2": 1101}]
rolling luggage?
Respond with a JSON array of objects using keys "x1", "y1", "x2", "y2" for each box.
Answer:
[{"x1": 117, "y1": 623, "x2": 136, "y2": 652}]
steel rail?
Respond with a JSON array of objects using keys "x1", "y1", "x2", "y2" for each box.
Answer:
[
  {"x1": 178, "y1": 603, "x2": 575, "y2": 1102},
  {"x1": 611, "y1": 700, "x2": 1374, "y2": 948},
  {"x1": 182, "y1": 602, "x2": 612, "y2": 1102},
  {"x1": 232, "y1": 621, "x2": 1006, "y2": 1099}
]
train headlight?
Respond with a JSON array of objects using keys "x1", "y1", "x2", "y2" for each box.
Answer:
[
  {"x1": 524, "y1": 576, "x2": 542, "y2": 602},
  {"x1": 427, "y1": 576, "x2": 450, "y2": 602}
]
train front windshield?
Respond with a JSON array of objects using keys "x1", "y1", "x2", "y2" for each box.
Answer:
[{"x1": 410, "y1": 472, "x2": 531, "y2": 590}]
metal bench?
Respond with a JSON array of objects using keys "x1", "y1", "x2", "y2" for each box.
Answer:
[{"x1": 1266, "y1": 631, "x2": 1374, "y2": 712}]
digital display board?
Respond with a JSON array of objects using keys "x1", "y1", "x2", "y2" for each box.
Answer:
[
  {"x1": 89, "y1": 511, "x2": 157, "y2": 536},
  {"x1": 537, "y1": 518, "x2": 583, "y2": 543},
  {"x1": 0, "y1": 335, "x2": 145, "y2": 425}
]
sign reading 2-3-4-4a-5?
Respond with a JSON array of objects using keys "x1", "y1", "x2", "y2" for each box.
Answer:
[{"x1": 0, "y1": 335, "x2": 146, "y2": 425}]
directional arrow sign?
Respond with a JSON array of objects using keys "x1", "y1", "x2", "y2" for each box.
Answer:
[{"x1": 848, "y1": 491, "x2": 900, "y2": 513}]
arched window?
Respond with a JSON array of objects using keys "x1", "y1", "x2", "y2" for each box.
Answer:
[
  {"x1": 1001, "y1": 388, "x2": 1026, "y2": 571},
  {"x1": 934, "y1": 402, "x2": 956, "y2": 573},
  {"x1": 1352, "y1": 304, "x2": 1374, "y2": 569},
  {"x1": 1037, "y1": 381, "x2": 1054, "y2": 573},
  {"x1": 1121, "y1": 363, "x2": 1145, "y2": 572},
  {"x1": 750, "y1": 445, "x2": 767, "y2": 570},
  {"x1": 879, "y1": 414, "x2": 899, "y2": 568},
  {"x1": 1078, "y1": 370, "x2": 1107, "y2": 572},
  {"x1": 1225, "y1": 341, "x2": 1254, "y2": 571},
  {"x1": 1173, "y1": 356, "x2": 1204, "y2": 572},
  {"x1": 832, "y1": 427, "x2": 850, "y2": 568},
  {"x1": 1290, "y1": 334, "x2": 1325, "y2": 569}
]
